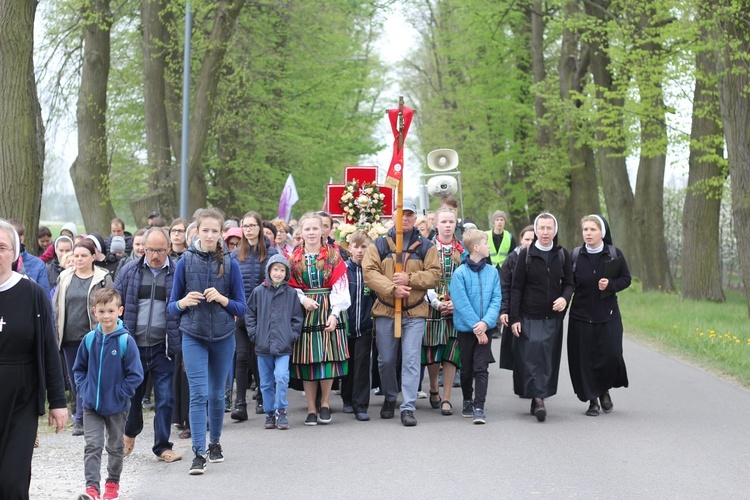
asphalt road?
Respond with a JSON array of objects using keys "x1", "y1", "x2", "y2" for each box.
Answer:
[{"x1": 129, "y1": 337, "x2": 750, "y2": 499}]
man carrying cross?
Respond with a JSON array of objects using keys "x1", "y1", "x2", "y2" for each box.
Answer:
[{"x1": 362, "y1": 199, "x2": 440, "y2": 427}]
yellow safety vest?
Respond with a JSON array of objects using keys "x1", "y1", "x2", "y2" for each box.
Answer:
[{"x1": 486, "y1": 230, "x2": 512, "y2": 267}]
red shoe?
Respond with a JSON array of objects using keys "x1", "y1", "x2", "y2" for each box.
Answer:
[
  {"x1": 84, "y1": 485, "x2": 101, "y2": 500},
  {"x1": 103, "y1": 481, "x2": 120, "y2": 500}
]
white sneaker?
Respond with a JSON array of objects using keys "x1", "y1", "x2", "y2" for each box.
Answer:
[{"x1": 417, "y1": 391, "x2": 428, "y2": 399}]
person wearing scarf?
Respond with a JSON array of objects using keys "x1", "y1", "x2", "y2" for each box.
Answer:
[
  {"x1": 509, "y1": 213, "x2": 574, "y2": 422},
  {"x1": 287, "y1": 213, "x2": 350, "y2": 426},
  {"x1": 567, "y1": 215, "x2": 631, "y2": 416}
]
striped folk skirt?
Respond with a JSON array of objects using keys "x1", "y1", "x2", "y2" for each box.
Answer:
[
  {"x1": 422, "y1": 307, "x2": 461, "y2": 367},
  {"x1": 291, "y1": 289, "x2": 349, "y2": 381}
]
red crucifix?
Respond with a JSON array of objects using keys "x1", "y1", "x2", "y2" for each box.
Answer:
[{"x1": 325, "y1": 166, "x2": 394, "y2": 223}]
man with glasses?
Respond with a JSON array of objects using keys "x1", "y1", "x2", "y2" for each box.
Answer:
[{"x1": 114, "y1": 227, "x2": 182, "y2": 463}]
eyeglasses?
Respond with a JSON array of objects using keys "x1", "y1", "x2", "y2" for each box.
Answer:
[
  {"x1": 227, "y1": 241, "x2": 239, "y2": 249},
  {"x1": 145, "y1": 248, "x2": 168, "y2": 255},
  {"x1": 242, "y1": 224, "x2": 259, "y2": 229},
  {"x1": 170, "y1": 229, "x2": 185, "y2": 234},
  {"x1": 0, "y1": 246, "x2": 13, "y2": 254}
]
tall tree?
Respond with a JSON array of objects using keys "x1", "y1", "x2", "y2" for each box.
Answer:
[
  {"x1": 681, "y1": 19, "x2": 725, "y2": 302},
  {"x1": 583, "y1": 0, "x2": 638, "y2": 274},
  {"x1": 70, "y1": 0, "x2": 116, "y2": 235},
  {"x1": 630, "y1": 5, "x2": 675, "y2": 292},
  {"x1": 716, "y1": 3, "x2": 750, "y2": 315},
  {"x1": 0, "y1": 0, "x2": 46, "y2": 252}
]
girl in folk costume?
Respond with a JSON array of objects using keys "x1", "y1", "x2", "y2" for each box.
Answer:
[
  {"x1": 288, "y1": 213, "x2": 351, "y2": 426},
  {"x1": 423, "y1": 207, "x2": 468, "y2": 416}
]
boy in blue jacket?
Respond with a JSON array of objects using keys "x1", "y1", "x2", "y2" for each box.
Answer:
[
  {"x1": 246, "y1": 254, "x2": 304, "y2": 430},
  {"x1": 74, "y1": 288, "x2": 143, "y2": 500},
  {"x1": 449, "y1": 229, "x2": 501, "y2": 424}
]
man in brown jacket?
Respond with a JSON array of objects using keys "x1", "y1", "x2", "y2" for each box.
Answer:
[{"x1": 362, "y1": 200, "x2": 440, "y2": 426}]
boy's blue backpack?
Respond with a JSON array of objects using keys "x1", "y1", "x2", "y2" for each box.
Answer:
[{"x1": 83, "y1": 331, "x2": 128, "y2": 358}]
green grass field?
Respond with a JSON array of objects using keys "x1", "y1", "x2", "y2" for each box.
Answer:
[{"x1": 619, "y1": 282, "x2": 750, "y2": 387}]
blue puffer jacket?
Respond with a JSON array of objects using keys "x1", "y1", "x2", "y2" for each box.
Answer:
[
  {"x1": 72, "y1": 320, "x2": 144, "y2": 416},
  {"x1": 231, "y1": 236, "x2": 278, "y2": 296},
  {"x1": 168, "y1": 242, "x2": 246, "y2": 342},
  {"x1": 114, "y1": 255, "x2": 181, "y2": 356},
  {"x1": 449, "y1": 261, "x2": 502, "y2": 333},
  {"x1": 19, "y1": 247, "x2": 51, "y2": 295}
]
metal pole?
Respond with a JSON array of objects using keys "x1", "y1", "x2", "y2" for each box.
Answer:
[{"x1": 179, "y1": 2, "x2": 192, "y2": 219}]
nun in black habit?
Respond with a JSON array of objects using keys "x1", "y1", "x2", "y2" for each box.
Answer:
[
  {"x1": 567, "y1": 214, "x2": 631, "y2": 416},
  {"x1": 509, "y1": 213, "x2": 574, "y2": 422},
  {"x1": 0, "y1": 219, "x2": 68, "y2": 499}
]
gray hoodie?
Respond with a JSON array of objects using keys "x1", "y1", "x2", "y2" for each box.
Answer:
[{"x1": 245, "y1": 254, "x2": 304, "y2": 356}]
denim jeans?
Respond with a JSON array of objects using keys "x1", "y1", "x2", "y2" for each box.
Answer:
[
  {"x1": 257, "y1": 355, "x2": 290, "y2": 413},
  {"x1": 124, "y1": 344, "x2": 175, "y2": 456},
  {"x1": 375, "y1": 317, "x2": 425, "y2": 412},
  {"x1": 182, "y1": 334, "x2": 236, "y2": 455}
]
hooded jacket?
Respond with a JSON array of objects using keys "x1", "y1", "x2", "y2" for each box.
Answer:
[
  {"x1": 167, "y1": 241, "x2": 246, "y2": 342},
  {"x1": 450, "y1": 259, "x2": 502, "y2": 333},
  {"x1": 72, "y1": 320, "x2": 144, "y2": 416},
  {"x1": 245, "y1": 254, "x2": 304, "y2": 356},
  {"x1": 362, "y1": 227, "x2": 441, "y2": 319}
]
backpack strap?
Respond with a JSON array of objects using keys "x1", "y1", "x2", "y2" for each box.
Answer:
[
  {"x1": 571, "y1": 246, "x2": 582, "y2": 274},
  {"x1": 84, "y1": 331, "x2": 127, "y2": 359}
]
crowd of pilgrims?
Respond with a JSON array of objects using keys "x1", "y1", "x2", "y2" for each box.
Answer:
[{"x1": 0, "y1": 198, "x2": 631, "y2": 498}]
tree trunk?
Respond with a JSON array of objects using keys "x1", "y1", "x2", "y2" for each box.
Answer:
[
  {"x1": 681, "y1": 38, "x2": 725, "y2": 302},
  {"x1": 585, "y1": 0, "x2": 638, "y2": 274},
  {"x1": 0, "y1": 0, "x2": 45, "y2": 254},
  {"x1": 141, "y1": 0, "x2": 177, "y2": 221},
  {"x1": 70, "y1": 0, "x2": 116, "y2": 235},
  {"x1": 632, "y1": 26, "x2": 675, "y2": 293},
  {"x1": 185, "y1": 0, "x2": 245, "y2": 214},
  {"x1": 558, "y1": 4, "x2": 599, "y2": 249},
  {"x1": 717, "y1": 12, "x2": 750, "y2": 316}
]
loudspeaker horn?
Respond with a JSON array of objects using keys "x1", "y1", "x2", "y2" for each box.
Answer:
[
  {"x1": 427, "y1": 149, "x2": 459, "y2": 172},
  {"x1": 427, "y1": 175, "x2": 458, "y2": 197}
]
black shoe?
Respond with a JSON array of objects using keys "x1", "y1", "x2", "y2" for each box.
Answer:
[
  {"x1": 72, "y1": 422, "x2": 84, "y2": 436},
  {"x1": 304, "y1": 413, "x2": 318, "y2": 426},
  {"x1": 380, "y1": 400, "x2": 396, "y2": 419},
  {"x1": 252, "y1": 388, "x2": 260, "y2": 400},
  {"x1": 189, "y1": 450, "x2": 207, "y2": 475},
  {"x1": 255, "y1": 399, "x2": 264, "y2": 415},
  {"x1": 318, "y1": 407, "x2": 332, "y2": 424},
  {"x1": 207, "y1": 442, "x2": 224, "y2": 463},
  {"x1": 534, "y1": 399, "x2": 546, "y2": 422},
  {"x1": 400, "y1": 410, "x2": 417, "y2": 427},
  {"x1": 461, "y1": 400, "x2": 474, "y2": 418},
  {"x1": 231, "y1": 399, "x2": 248, "y2": 421},
  {"x1": 342, "y1": 404, "x2": 354, "y2": 414},
  {"x1": 600, "y1": 392, "x2": 613, "y2": 413}
]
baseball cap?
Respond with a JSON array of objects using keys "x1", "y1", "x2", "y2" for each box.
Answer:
[{"x1": 402, "y1": 199, "x2": 417, "y2": 213}]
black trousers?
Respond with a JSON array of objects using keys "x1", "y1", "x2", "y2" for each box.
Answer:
[
  {"x1": 0, "y1": 363, "x2": 37, "y2": 500},
  {"x1": 234, "y1": 318, "x2": 252, "y2": 401},
  {"x1": 458, "y1": 331, "x2": 493, "y2": 409},
  {"x1": 340, "y1": 331, "x2": 373, "y2": 413}
]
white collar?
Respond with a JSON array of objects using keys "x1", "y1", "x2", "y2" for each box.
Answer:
[
  {"x1": 534, "y1": 241, "x2": 553, "y2": 252},
  {"x1": 0, "y1": 272, "x2": 24, "y2": 291},
  {"x1": 586, "y1": 242, "x2": 604, "y2": 254}
]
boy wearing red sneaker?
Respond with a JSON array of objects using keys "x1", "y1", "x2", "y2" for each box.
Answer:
[{"x1": 74, "y1": 289, "x2": 143, "y2": 499}]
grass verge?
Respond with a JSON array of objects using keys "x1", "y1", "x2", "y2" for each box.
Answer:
[{"x1": 619, "y1": 282, "x2": 750, "y2": 388}]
